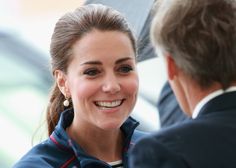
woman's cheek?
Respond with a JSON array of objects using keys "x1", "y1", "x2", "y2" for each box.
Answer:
[
  {"x1": 124, "y1": 76, "x2": 139, "y2": 95},
  {"x1": 73, "y1": 80, "x2": 99, "y2": 99}
]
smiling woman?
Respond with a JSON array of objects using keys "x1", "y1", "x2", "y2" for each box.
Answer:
[
  {"x1": 13, "y1": 4, "x2": 146, "y2": 168},
  {"x1": 60, "y1": 30, "x2": 138, "y2": 131}
]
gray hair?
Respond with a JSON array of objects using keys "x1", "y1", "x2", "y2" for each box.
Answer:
[{"x1": 151, "y1": 0, "x2": 236, "y2": 89}]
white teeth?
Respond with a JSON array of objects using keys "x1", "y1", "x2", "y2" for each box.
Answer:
[{"x1": 96, "y1": 100, "x2": 122, "y2": 108}]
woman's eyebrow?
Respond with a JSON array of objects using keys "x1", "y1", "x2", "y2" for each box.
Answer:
[
  {"x1": 80, "y1": 57, "x2": 134, "y2": 66},
  {"x1": 115, "y1": 57, "x2": 133, "y2": 64},
  {"x1": 80, "y1": 61, "x2": 102, "y2": 65}
]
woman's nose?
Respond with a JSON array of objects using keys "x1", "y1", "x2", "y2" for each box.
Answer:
[{"x1": 102, "y1": 74, "x2": 121, "y2": 94}]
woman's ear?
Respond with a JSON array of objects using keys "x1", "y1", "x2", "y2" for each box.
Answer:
[{"x1": 54, "y1": 70, "x2": 70, "y2": 97}]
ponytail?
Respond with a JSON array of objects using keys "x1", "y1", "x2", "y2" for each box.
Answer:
[{"x1": 46, "y1": 82, "x2": 71, "y2": 135}]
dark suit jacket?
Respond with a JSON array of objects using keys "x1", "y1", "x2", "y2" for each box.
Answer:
[{"x1": 129, "y1": 91, "x2": 236, "y2": 168}]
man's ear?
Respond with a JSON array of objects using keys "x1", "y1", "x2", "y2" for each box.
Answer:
[
  {"x1": 54, "y1": 70, "x2": 70, "y2": 97},
  {"x1": 165, "y1": 54, "x2": 178, "y2": 81}
]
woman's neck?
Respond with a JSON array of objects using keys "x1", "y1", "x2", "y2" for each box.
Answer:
[{"x1": 66, "y1": 121, "x2": 124, "y2": 162}]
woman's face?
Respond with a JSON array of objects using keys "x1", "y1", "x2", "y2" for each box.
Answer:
[{"x1": 64, "y1": 30, "x2": 138, "y2": 130}]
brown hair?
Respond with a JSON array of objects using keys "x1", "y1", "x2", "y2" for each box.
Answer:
[
  {"x1": 151, "y1": 0, "x2": 236, "y2": 89},
  {"x1": 46, "y1": 4, "x2": 136, "y2": 136}
]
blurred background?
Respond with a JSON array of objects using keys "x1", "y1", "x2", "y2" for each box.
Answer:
[
  {"x1": 0, "y1": 1, "x2": 86, "y2": 167},
  {"x1": 0, "y1": 0, "x2": 166, "y2": 167}
]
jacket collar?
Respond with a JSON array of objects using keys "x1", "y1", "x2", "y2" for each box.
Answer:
[
  {"x1": 198, "y1": 91, "x2": 236, "y2": 117},
  {"x1": 51, "y1": 108, "x2": 139, "y2": 166}
]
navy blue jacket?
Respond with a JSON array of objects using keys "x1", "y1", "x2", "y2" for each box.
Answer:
[
  {"x1": 13, "y1": 108, "x2": 146, "y2": 168},
  {"x1": 129, "y1": 91, "x2": 236, "y2": 168}
]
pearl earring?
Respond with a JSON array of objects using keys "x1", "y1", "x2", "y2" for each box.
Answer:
[{"x1": 63, "y1": 97, "x2": 70, "y2": 107}]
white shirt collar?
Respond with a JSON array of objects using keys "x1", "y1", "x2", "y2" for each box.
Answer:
[{"x1": 192, "y1": 86, "x2": 236, "y2": 119}]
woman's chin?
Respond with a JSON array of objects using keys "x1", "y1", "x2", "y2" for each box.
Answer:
[{"x1": 98, "y1": 120, "x2": 124, "y2": 131}]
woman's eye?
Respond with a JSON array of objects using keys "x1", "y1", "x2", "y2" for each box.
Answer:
[
  {"x1": 83, "y1": 69, "x2": 100, "y2": 76},
  {"x1": 118, "y1": 65, "x2": 133, "y2": 74}
]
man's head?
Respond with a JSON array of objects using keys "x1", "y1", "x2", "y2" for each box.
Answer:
[
  {"x1": 151, "y1": 0, "x2": 236, "y2": 115},
  {"x1": 151, "y1": 0, "x2": 236, "y2": 90}
]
